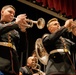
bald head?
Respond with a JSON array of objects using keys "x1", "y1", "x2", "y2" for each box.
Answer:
[
  {"x1": 27, "y1": 56, "x2": 35, "y2": 63},
  {"x1": 26, "y1": 56, "x2": 38, "y2": 68}
]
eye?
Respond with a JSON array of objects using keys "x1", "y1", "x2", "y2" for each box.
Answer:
[
  {"x1": 8, "y1": 11, "x2": 12, "y2": 13},
  {"x1": 8, "y1": 11, "x2": 15, "y2": 15},
  {"x1": 54, "y1": 23, "x2": 57, "y2": 25},
  {"x1": 54, "y1": 23, "x2": 59, "y2": 25}
]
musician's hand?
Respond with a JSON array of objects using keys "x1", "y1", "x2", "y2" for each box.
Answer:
[
  {"x1": 64, "y1": 19, "x2": 73, "y2": 28},
  {"x1": 19, "y1": 72, "x2": 22, "y2": 75},
  {"x1": 15, "y1": 14, "x2": 27, "y2": 32},
  {"x1": 33, "y1": 73, "x2": 39, "y2": 75},
  {"x1": 71, "y1": 21, "x2": 76, "y2": 36}
]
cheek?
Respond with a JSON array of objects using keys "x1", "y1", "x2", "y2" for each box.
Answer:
[
  {"x1": 5, "y1": 14, "x2": 10, "y2": 18},
  {"x1": 48, "y1": 27, "x2": 54, "y2": 32},
  {"x1": 48, "y1": 26, "x2": 51, "y2": 30},
  {"x1": 49, "y1": 27, "x2": 58, "y2": 33},
  {"x1": 72, "y1": 28, "x2": 76, "y2": 32},
  {"x1": 2, "y1": 13, "x2": 9, "y2": 19},
  {"x1": 4, "y1": 11, "x2": 10, "y2": 16}
]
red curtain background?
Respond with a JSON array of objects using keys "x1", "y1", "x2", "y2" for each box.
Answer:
[{"x1": 36, "y1": 0, "x2": 76, "y2": 19}]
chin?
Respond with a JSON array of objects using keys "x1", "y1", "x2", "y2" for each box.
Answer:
[{"x1": 8, "y1": 18, "x2": 13, "y2": 22}]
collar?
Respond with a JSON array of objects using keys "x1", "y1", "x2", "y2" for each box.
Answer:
[{"x1": 0, "y1": 20, "x2": 8, "y2": 24}]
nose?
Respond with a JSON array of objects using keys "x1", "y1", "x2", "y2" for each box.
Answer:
[
  {"x1": 33, "y1": 61, "x2": 36, "y2": 64},
  {"x1": 11, "y1": 12, "x2": 14, "y2": 16},
  {"x1": 11, "y1": 14, "x2": 14, "y2": 17},
  {"x1": 57, "y1": 23, "x2": 60, "y2": 27},
  {"x1": 57, "y1": 25, "x2": 59, "y2": 27}
]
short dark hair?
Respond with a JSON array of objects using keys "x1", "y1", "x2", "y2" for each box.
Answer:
[
  {"x1": 1, "y1": 5, "x2": 16, "y2": 11},
  {"x1": 47, "y1": 18, "x2": 58, "y2": 27}
]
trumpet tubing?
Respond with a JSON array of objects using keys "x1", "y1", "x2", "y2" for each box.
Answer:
[
  {"x1": 35, "y1": 38, "x2": 49, "y2": 65},
  {"x1": 14, "y1": 17, "x2": 45, "y2": 29},
  {"x1": 31, "y1": 63, "x2": 45, "y2": 75},
  {"x1": 32, "y1": 63, "x2": 41, "y2": 70}
]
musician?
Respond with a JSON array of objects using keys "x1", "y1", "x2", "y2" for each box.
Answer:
[
  {"x1": 31, "y1": 50, "x2": 39, "y2": 64},
  {"x1": 0, "y1": 5, "x2": 28, "y2": 75},
  {"x1": 42, "y1": 18, "x2": 76, "y2": 74},
  {"x1": 19, "y1": 56, "x2": 45, "y2": 75}
]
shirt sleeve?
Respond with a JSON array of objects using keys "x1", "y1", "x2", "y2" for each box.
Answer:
[
  {"x1": 42, "y1": 26, "x2": 67, "y2": 46},
  {"x1": 0, "y1": 22, "x2": 19, "y2": 35},
  {"x1": 19, "y1": 67, "x2": 29, "y2": 74}
]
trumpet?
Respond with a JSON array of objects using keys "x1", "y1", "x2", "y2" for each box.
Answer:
[{"x1": 14, "y1": 17, "x2": 45, "y2": 29}]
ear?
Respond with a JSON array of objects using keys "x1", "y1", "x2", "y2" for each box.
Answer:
[
  {"x1": 27, "y1": 63, "x2": 29, "y2": 66},
  {"x1": 1, "y1": 10, "x2": 4, "y2": 16}
]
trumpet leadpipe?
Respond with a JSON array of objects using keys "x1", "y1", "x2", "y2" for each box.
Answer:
[{"x1": 13, "y1": 17, "x2": 45, "y2": 29}]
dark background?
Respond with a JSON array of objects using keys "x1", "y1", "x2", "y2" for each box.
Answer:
[{"x1": 0, "y1": 0, "x2": 65, "y2": 69}]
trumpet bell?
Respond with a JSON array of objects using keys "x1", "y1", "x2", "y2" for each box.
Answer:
[
  {"x1": 35, "y1": 38, "x2": 49, "y2": 65},
  {"x1": 37, "y1": 18, "x2": 45, "y2": 29}
]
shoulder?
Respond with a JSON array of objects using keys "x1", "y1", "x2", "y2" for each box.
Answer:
[
  {"x1": 19, "y1": 66, "x2": 27, "y2": 72},
  {"x1": 0, "y1": 22, "x2": 3, "y2": 28},
  {"x1": 42, "y1": 33, "x2": 50, "y2": 39}
]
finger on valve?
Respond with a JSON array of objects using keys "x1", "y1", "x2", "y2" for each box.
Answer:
[
  {"x1": 18, "y1": 23, "x2": 27, "y2": 32},
  {"x1": 20, "y1": 26, "x2": 26, "y2": 32},
  {"x1": 17, "y1": 14, "x2": 27, "y2": 19},
  {"x1": 15, "y1": 14, "x2": 27, "y2": 24},
  {"x1": 64, "y1": 19, "x2": 73, "y2": 28}
]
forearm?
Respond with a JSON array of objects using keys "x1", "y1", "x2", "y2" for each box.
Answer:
[
  {"x1": 43, "y1": 26, "x2": 67, "y2": 43},
  {"x1": 0, "y1": 21, "x2": 19, "y2": 35},
  {"x1": 53, "y1": 26, "x2": 67, "y2": 39}
]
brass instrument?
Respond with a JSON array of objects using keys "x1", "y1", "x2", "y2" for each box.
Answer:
[
  {"x1": 35, "y1": 37, "x2": 49, "y2": 65},
  {"x1": 14, "y1": 17, "x2": 45, "y2": 29},
  {"x1": 31, "y1": 60, "x2": 45, "y2": 75},
  {"x1": 31, "y1": 50, "x2": 46, "y2": 75},
  {"x1": 67, "y1": 20, "x2": 76, "y2": 32},
  {"x1": 32, "y1": 62, "x2": 41, "y2": 70}
]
